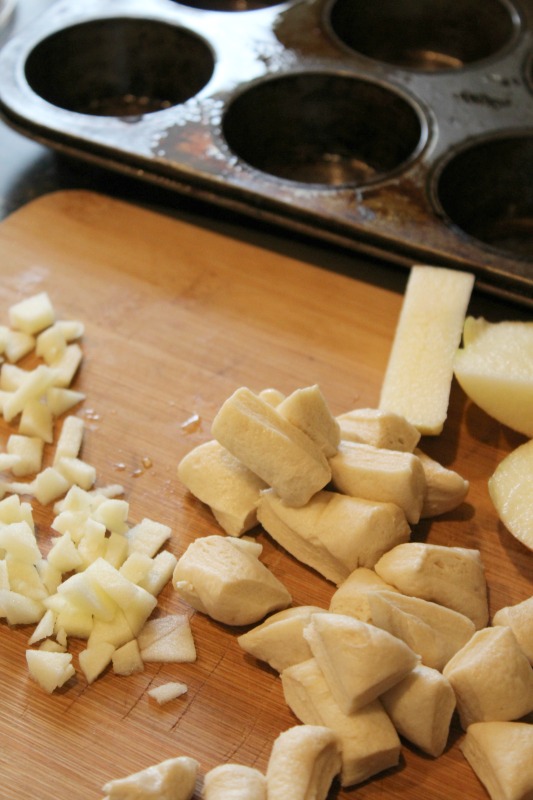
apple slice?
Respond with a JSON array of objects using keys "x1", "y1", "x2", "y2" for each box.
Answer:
[
  {"x1": 454, "y1": 317, "x2": 533, "y2": 437},
  {"x1": 488, "y1": 439, "x2": 533, "y2": 551}
]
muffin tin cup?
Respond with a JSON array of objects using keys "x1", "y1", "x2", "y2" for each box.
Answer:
[{"x1": 0, "y1": 0, "x2": 531, "y2": 305}]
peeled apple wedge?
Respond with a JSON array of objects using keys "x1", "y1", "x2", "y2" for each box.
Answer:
[
  {"x1": 488, "y1": 439, "x2": 533, "y2": 551},
  {"x1": 211, "y1": 386, "x2": 331, "y2": 507},
  {"x1": 374, "y1": 542, "x2": 489, "y2": 629},
  {"x1": 266, "y1": 724, "x2": 342, "y2": 800},
  {"x1": 172, "y1": 535, "x2": 291, "y2": 626},
  {"x1": 453, "y1": 317, "x2": 533, "y2": 438},
  {"x1": 303, "y1": 612, "x2": 419, "y2": 714},
  {"x1": 257, "y1": 488, "x2": 410, "y2": 585},
  {"x1": 281, "y1": 657, "x2": 401, "y2": 787},
  {"x1": 379, "y1": 265, "x2": 475, "y2": 435},
  {"x1": 460, "y1": 721, "x2": 533, "y2": 800},
  {"x1": 177, "y1": 439, "x2": 267, "y2": 536}
]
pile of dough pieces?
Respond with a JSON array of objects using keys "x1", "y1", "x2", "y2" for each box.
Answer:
[{"x1": 173, "y1": 384, "x2": 533, "y2": 800}]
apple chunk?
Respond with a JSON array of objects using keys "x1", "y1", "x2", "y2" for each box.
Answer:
[
  {"x1": 453, "y1": 317, "x2": 533, "y2": 437},
  {"x1": 488, "y1": 439, "x2": 533, "y2": 551}
]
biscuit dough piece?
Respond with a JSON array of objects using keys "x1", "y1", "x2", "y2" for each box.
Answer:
[
  {"x1": 380, "y1": 664, "x2": 456, "y2": 757},
  {"x1": 368, "y1": 590, "x2": 475, "y2": 671},
  {"x1": 460, "y1": 721, "x2": 533, "y2": 800},
  {"x1": 493, "y1": 596, "x2": 533, "y2": 665},
  {"x1": 281, "y1": 657, "x2": 401, "y2": 787},
  {"x1": 443, "y1": 626, "x2": 533, "y2": 730},
  {"x1": 237, "y1": 605, "x2": 327, "y2": 673},
  {"x1": 258, "y1": 489, "x2": 410, "y2": 585},
  {"x1": 336, "y1": 408, "x2": 420, "y2": 452},
  {"x1": 329, "y1": 568, "x2": 400, "y2": 622},
  {"x1": 211, "y1": 387, "x2": 331, "y2": 507},
  {"x1": 374, "y1": 542, "x2": 489, "y2": 629},
  {"x1": 329, "y1": 441, "x2": 426, "y2": 524},
  {"x1": 303, "y1": 613, "x2": 419, "y2": 714},
  {"x1": 172, "y1": 535, "x2": 291, "y2": 626},
  {"x1": 203, "y1": 764, "x2": 266, "y2": 800},
  {"x1": 266, "y1": 724, "x2": 342, "y2": 800},
  {"x1": 415, "y1": 448, "x2": 469, "y2": 518},
  {"x1": 178, "y1": 439, "x2": 267, "y2": 536},
  {"x1": 277, "y1": 384, "x2": 340, "y2": 458},
  {"x1": 102, "y1": 756, "x2": 199, "y2": 800}
]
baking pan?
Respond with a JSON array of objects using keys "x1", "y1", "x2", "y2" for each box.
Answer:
[{"x1": 0, "y1": 0, "x2": 532, "y2": 306}]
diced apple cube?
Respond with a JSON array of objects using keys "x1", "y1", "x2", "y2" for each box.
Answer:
[
  {"x1": 0, "y1": 520, "x2": 41, "y2": 563},
  {"x1": 54, "y1": 605, "x2": 93, "y2": 639},
  {"x1": 137, "y1": 615, "x2": 196, "y2": 663},
  {"x1": 103, "y1": 532, "x2": 129, "y2": 569},
  {"x1": 7, "y1": 435, "x2": 44, "y2": 477},
  {"x1": 57, "y1": 571, "x2": 117, "y2": 621},
  {"x1": 6, "y1": 558, "x2": 48, "y2": 600},
  {"x1": 50, "y1": 343, "x2": 82, "y2": 387},
  {"x1": 35, "y1": 324, "x2": 67, "y2": 364},
  {"x1": 46, "y1": 387, "x2": 85, "y2": 417},
  {"x1": 47, "y1": 532, "x2": 84, "y2": 574},
  {"x1": 28, "y1": 608, "x2": 56, "y2": 645},
  {"x1": 0, "y1": 589, "x2": 45, "y2": 625},
  {"x1": 3, "y1": 364, "x2": 54, "y2": 423},
  {"x1": 139, "y1": 551, "x2": 177, "y2": 596},
  {"x1": 79, "y1": 641, "x2": 115, "y2": 684},
  {"x1": 9, "y1": 292, "x2": 55, "y2": 335},
  {"x1": 26, "y1": 649, "x2": 75, "y2": 694},
  {"x1": 92, "y1": 498, "x2": 129, "y2": 535},
  {"x1": 19, "y1": 400, "x2": 54, "y2": 444},
  {"x1": 39, "y1": 638, "x2": 67, "y2": 653},
  {"x1": 0, "y1": 363, "x2": 26, "y2": 390},
  {"x1": 36, "y1": 558, "x2": 62, "y2": 595},
  {"x1": 112, "y1": 639, "x2": 144, "y2": 676},
  {"x1": 126, "y1": 518, "x2": 171, "y2": 557},
  {"x1": 56, "y1": 457, "x2": 96, "y2": 491},
  {"x1": 88, "y1": 609, "x2": 134, "y2": 649},
  {"x1": 4, "y1": 330, "x2": 36, "y2": 362},
  {"x1": 119, "y1": 552, "x2": 153, "y2": 584},
  {"x1": 0, "y1": 493, "x2": 34, "y2": 526},
  {"x1": 147, "y1": 682, "x2": 188, "y2": 705}
]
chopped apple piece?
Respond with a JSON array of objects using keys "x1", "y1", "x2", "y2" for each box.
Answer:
[
  {"x1": 33, "y1": 466, "x2": 71, "y2": 505},
  {"x1": 211, "y1": 386, "x2": 331, "y2": 507},
  {"x1": 173, "y1": 534, "x2": 291, "y2": 626},
  {"x1": 137, "y1": 614, "x2": 196, "y2": 663},
  {"x1": 88, "y1": 608, "x2": 134, "y2": 649},
  {"x1": 330, "y1": 441, "x2": 426, "y2": 524},
  {"x1": 147, "y1": 681, "x2": 188, "y2": 704},
  {"x1": 178, "y1": 439, "x2": 267, "y2": 537},
  {"x1": 6, "y1": 559, "x2": 48, "y2": 600},
  {"x1": 0, "y1": 520, "x2": 41, "y2": 563},
  {"x1": 460, "y1": 721, "x2": 533, "y2": 800},
  {"x1": 47, "y1": 532, "x2": 84, "y2": 574},
  {"x1": 46, "y1": 387, "x2": 85, "y2": 417},
  {"x1": 102, "y1": 756, "x2": 199, "y2": 800},
  {"x1": 79, "y1": 641, "x2": 115, "y2": 684},
  {"x1": 493, "y1": 596, "x2": 533, "y2": 665},
  {"x1": 7, "y1": 434, "x2": 44, "y2": 477},
  {"x1": 4, "y1": 330, "x2": 35, "y2": 362},
  {"x1": 126, "y1": 517, "x2": 171, "y2": 556},
  {"x1": 19, "y1": 399, "x2": 54, "y2": 444},
  {"x1": 204, "y1": 763, "x2": 266, "y2": 800},
  {"x1": 379, "y1": 265, "x2": 474, "y2": 435},
  {"x1": 3, "y1": 364, "x2": 54, "y2": 423},
  {"x1": 303, "y1": 612, "x2": 419, "y2": 713},
  {"x1": 26, "y1": 649, "x2": 75, "y2": 693},
  {"x1": 57, "y1": 570, "x2": 118, "y2": 622},
  {"x1": 277, "y1": 384, "x2": 341, "y2": 457},
  {"x1": 488, "y1": 439, "x2": 533, "y2": 551},
  {"x1": 381, "y1": 664, "x2": 456, "y2": 757},
  {"x1": 281, "y1": 657, "x2": 401, "y2": 787},
  {"x1": 29, "y1": 608, "x2": 56, "y2": 645},
  {"x1": 266, "y1": 724, "x2": 342, "y2": 800},
  {"x1": 453, "y1": 317, "x2": 533, "y2": 438},
  {"x1": 92, "y1": 498, "x2": 130, "y2": 536},
  {"x1": 374, "y1": 542, "x2": 489, "y2": 629},
  {"x1": 84, "y1": 558, "x2": 157, "y2": 633},
  {"x1": 9, "y1": 291, "x2": 55, "y2": 335},
  {"x1": 138, "y1": 551, "x2": 177, "y2": 596},
  {"x1": 237, "y1": 606, "x2": 327, "y2": 673},
  {"x1": 56, "y1": 457, "x2": 96, "y2": 491},
  {"x1": 258, "y1": 489, "x2": 410, "y2": 585},
  {"x1": 443, "y1": 626, "x2": 533, "y2": 729},
  {"x1": 0, "y1": 589, "x2": 45, "y2": 624},
  {"x1": 112, "y1": 639, "x2": 144, "y2": 676},
  {"x1": 337, "y1": 407, "x2": 420, "y2": 452},
  {"x1": 49, "y1": 343, "x2": 82, "y2": 387}
]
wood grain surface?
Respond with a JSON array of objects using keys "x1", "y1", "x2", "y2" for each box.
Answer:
[{"x1": 0, "y1": 190, "x2": 530, "y2": 800}]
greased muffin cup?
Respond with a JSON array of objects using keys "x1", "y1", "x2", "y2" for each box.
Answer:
[{"x1": 0, "y1": 0, "x2": 531, "y2": 305}]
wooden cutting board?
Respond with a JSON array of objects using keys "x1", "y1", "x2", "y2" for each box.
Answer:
[{"x1": 0, "y1": 190, "x2": 530, "y2": 800}]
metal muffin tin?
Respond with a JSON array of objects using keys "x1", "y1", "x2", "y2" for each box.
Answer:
[{"x1": 0, "y1": 0, "x2": 532, "y2": 306}]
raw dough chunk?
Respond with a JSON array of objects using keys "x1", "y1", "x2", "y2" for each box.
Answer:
[
  {"x1": 211, "y1": 387, "x2": 331, "y2": 507},
  {"x1": 337, "y1": 408, "x2": 420, "y2": 452},
  {"x1": 237, "y1": 605, "x2": 327, "y2": 673},
  {"x1": 303, "y1": 612, "x2": 419, "y2": 713},
  {"x1": 381, "y1": 664, "x2": 456, "y2": 757},
  {"x1": 374, "y1": 542, "x2": 489, "y2": 629},
  {"x1": 102, "y1": 756, "x2": 199, "y2": 800},
  {"x1": 258, "y1": 489, "x2": 410, "y2": 585},
  {"x1": 277, "y1": 384, "x2": 340, "y2": 457},
  {"x1": 415, "y1": 448, "x2": 469, "y2": 518},
  {"x1": 203, "y1": 764, "x2": 266, "y2": 800},
  {"x1": 178, "y1": 439, "x2": 267, "y2": 536},
  {"x1": 443, "y1": 626, "x2": 533, "y2": 729},
  {"x1": 329, "y1": 441, "x2": 426, "y2": 524},
  {"x1": 281, "y1": 657, "x2": 401, "y2": 787},
  {"x1": 329, "y1": 568, "x2": 400, "y2": 622},
  {"x1": 460, "y1": 721, "x2": 533, "y2": 800},
  {"x1": 172, "y1": 535, "x2": 291, "y2": 626},
  {"x1": 266, "y1": 724, "x2": 342, "y2": 800},
  {"x1": 493, "y1": 596, "x2": 533, "y2": 664}
]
